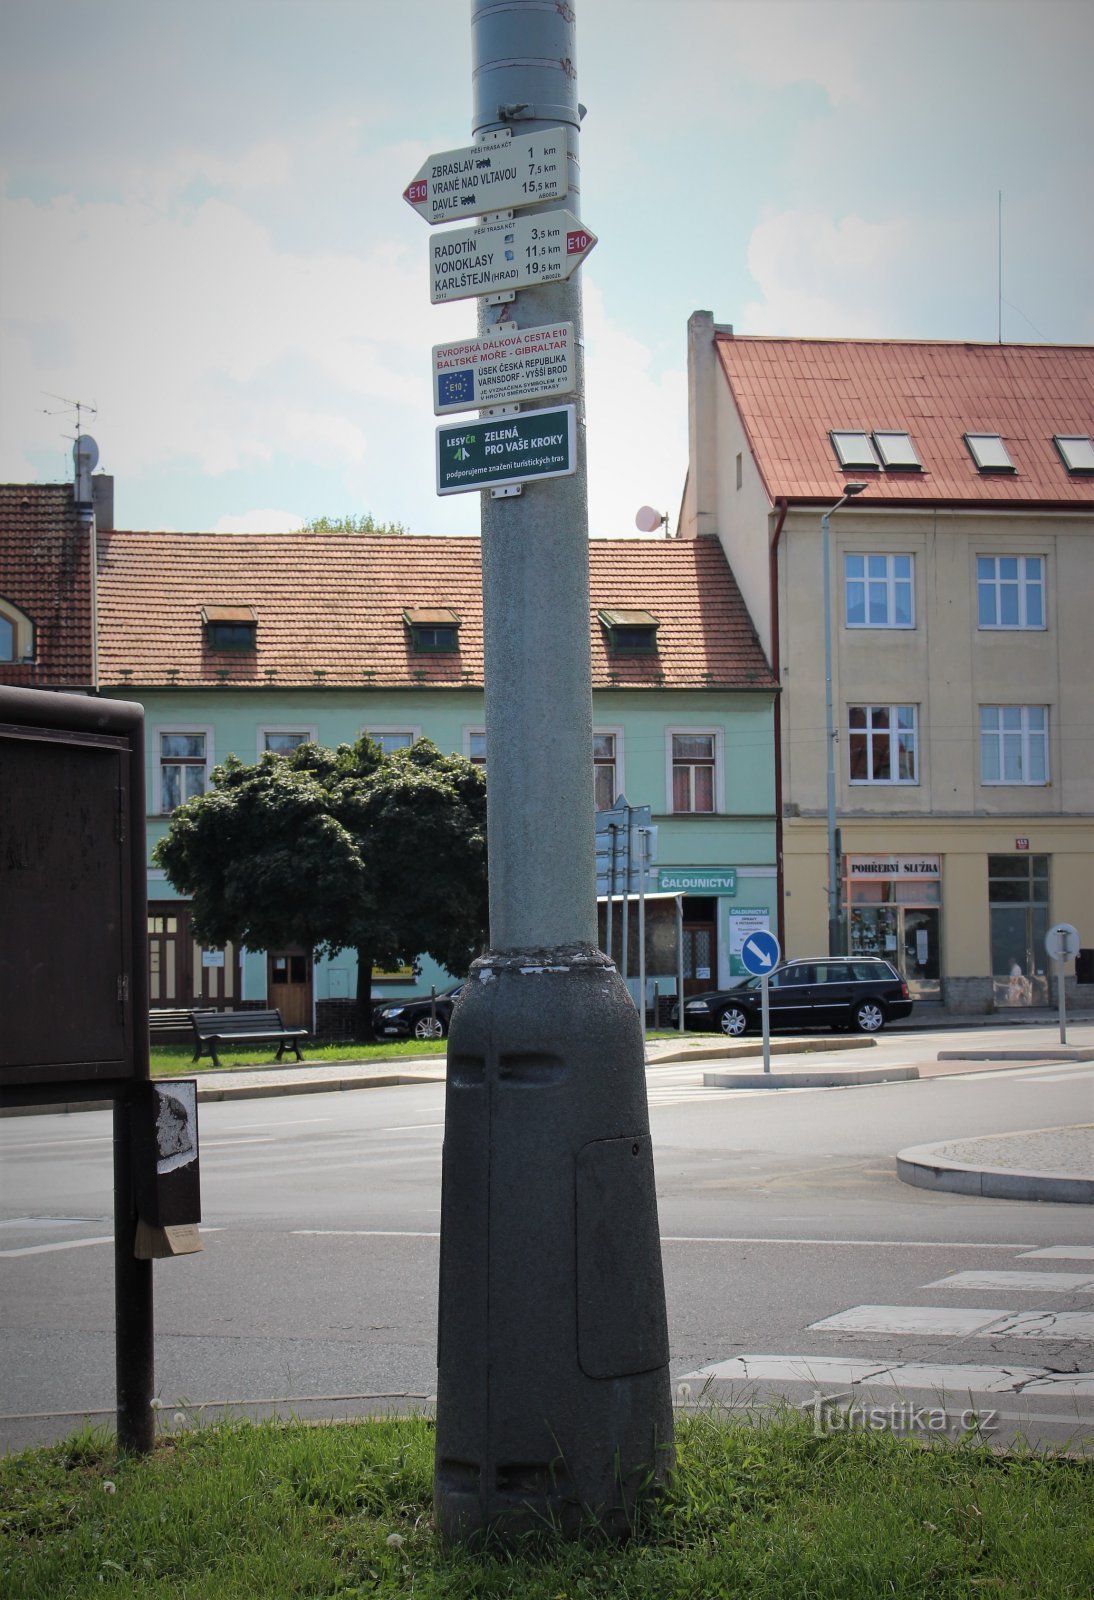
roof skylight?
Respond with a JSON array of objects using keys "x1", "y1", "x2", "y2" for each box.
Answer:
[
  {"x1": 872, "y1": 431, "x2": 922, "y2": 470},
  {"x1": 831, "y1": 431, "x2": 879, "y2": 470},
  {"x1": 1053, "y1": 434, "x2": 1094, "y2": 474},
  {"x1": 964, "y1": 433, "x2": 1015, "y2": 473}
]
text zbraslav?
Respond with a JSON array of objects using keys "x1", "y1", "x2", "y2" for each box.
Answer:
[{"x1": 483, "y1": 426, "x2": 564, "y2": 456}]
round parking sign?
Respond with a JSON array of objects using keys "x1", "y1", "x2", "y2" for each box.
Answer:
[{"x1": 740, "y1": 928, "x2": 781, "y2": 977}]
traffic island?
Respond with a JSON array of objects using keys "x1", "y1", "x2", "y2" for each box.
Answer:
[
  {"x1": 897, "y1": 1124, "x2": 1094, "y2": 1203},
  {"x1": 703, "y1": 1063, "x2": 920, "y2": 1090},
  {"x1": 652, "y1": 1035, "x2": 878, "y2": 1066}
]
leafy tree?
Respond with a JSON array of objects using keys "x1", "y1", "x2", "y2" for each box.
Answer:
[
  {"x1": 300, "y1": 512, "x2": 408, "y2": 534},
  {"x1": 152, "y1": 737, "x2": 487, "y2": 1038}
]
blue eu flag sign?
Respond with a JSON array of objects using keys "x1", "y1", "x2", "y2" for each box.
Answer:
[{"x1": 439, "y1": 368, "x2": 475, "y2": 408}]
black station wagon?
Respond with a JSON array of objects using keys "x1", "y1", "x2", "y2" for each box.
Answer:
[{"x1": 670, "y1": 957, "x2": 913, "y2": 1036}]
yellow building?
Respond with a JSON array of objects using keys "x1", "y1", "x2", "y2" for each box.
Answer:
[{"x1": 681, "y1": 314, "x2": 1094, "y2": 1012}]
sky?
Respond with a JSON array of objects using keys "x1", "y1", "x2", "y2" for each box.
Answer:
[{"x1": 2, "y1": 0, "x2": 1092, "y2": 538}]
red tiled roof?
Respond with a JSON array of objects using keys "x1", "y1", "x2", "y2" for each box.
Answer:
[
  {"x1": 92, "y1": 530, "x2": 774, "y2": 692},
  {"x1": 716, "y1": 336, "x2": 1094, "y2": 505},
  {"x1": 0, "y1": 483, "x2": 93, "y2": 688}
]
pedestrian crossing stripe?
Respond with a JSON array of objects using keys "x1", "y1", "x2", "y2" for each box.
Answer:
[
  {"x1": 675, "y1": 1355, "x2": 1094, "y2": 1396},
  {"x1": 923, "y1": 1269, "x2": 1094, "y2": 1294},
  {"x1": 809, "y1": 1304, "x2": 1094, "y2": 1340}
]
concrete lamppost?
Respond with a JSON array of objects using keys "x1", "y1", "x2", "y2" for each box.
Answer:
[
  {"x1": 822, "y1": 482, "x2": 868, "y2": 957},
  {"x1": 433, "y1": 0, "x2": 672, "y2": 1545}
]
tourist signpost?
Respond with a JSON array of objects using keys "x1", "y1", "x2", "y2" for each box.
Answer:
[
  {"x1": 428, "y1": 210, "x2": 596, "y2": 303},
  {"x1": 403, "y1": 127, "x2": 567, "y2": 224},
  {"x1": 436, "y1": 404, "x2": 575, "y2": 495},
  {"x1": 432, "y1": 322, "x2": 575, "y2": 413}
]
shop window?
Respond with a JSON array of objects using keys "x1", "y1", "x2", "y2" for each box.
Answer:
[
  {"x1": 846, "y1": 856, "x2": 941, "y2": 1000},
  {"x1": 989, "y1": 854, "x2": 1050, "y2": 1007}
]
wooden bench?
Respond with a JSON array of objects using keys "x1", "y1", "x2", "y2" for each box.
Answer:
[
  {"x1": 190, "y1": 1008, "x2": 307, "y2": 1069},
  {"x1": 149, "y1": 1009, "x2": 193, "y2": 1045}
]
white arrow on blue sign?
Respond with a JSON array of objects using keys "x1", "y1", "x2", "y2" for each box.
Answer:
[{"x1": 740, "y1": 929, "x2": 782, "y2": 977}]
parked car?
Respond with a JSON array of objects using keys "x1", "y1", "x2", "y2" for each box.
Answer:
[
  {"x1": 373, "y1": 983, "x2": 464, "y2": 1040},
  {"x1": 670, "y1": 957, "x2": 912, "y2": 1036}
]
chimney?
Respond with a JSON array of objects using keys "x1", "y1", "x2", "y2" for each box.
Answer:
[
  {"x1": 680, "y1": 310, "x2": 727, "y2": 540},
  {"x1": 92, "y1": 474, "x2": 114, "y2": 531}
]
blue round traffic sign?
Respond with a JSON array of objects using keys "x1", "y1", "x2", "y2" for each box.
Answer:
[{"x1": 740, "y1": 928, "x2": 781, "y2": 977}]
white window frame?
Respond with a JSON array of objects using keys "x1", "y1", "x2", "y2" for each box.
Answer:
[
  {"x1": 153, "y1": 723, "x2": 215, "y2": 815},
  {"x1": 363, "y1": 725, "x2": 420, "y2": 755},
  {"x1": 593, "y1": 725, "x2": 625, "y2": 812},
  {"x1": 979, "y1": 705, "x2": 1050, "y2": 786},
  {"x1": 976, "y1": 556, "x2": 1045, "y2": 631},
  {"x1": 257, "y1": 724, "x2": 318, "y2": 761},
  {"x1": 463, "y1": 726, "x2": 487, "y2": 765},
  {"x1": 965, "y1": 433, "x2": 1015, "y2": 472},
  {"x1": 847, "y1": 704, "x2": 919, "y2": 786},
  {"x1": 666, "y1": 727, "x2": 724, "y2": 815},
  {"x1": 844, "y1": 553, "x2": 915, "y2": 630},
  {"x1": 0, "y1": 597, "x2": 35, "y2": 662}
]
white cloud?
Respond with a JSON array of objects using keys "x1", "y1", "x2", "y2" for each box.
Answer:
[
  {"x1": 583, "y1": 277, "x2": 688, "y2": 535},
  {"x1": 0, "y1": 179, "x2": 468, "y2": 490},
  {"x1": 212, "y1": 508, "x2": 305, "y2": 533},
  {"x1": 740, "y1": 209, "x2": 914, "y2": 337}
]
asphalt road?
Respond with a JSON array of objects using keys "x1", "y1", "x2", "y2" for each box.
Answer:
[{"x1": 2, "y1": 1023, "x2": 1091, "y2": 1453}]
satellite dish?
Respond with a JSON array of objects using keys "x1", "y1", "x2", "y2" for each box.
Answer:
[
  {"x1": 635, "y1": 505, "x2": 666, "y2": 534},
  {"x1": 73, "y1": 435, "x2": 100, "y2": 471}
]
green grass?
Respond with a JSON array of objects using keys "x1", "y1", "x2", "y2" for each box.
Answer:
[
  {"x1": 2, "y1": 1412, "x2": 1091, "y2": 1598},
  {"x1": 150, "y1": 1039, "x2": 447, "y2": 1075},
  {"x1": 151, "y1": 1032, "x2": 685, "y2": 1075}
]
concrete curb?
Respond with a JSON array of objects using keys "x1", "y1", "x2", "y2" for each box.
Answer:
[
  {"x1": 936, "y1": 1047, "x2": 1094, "y2": 1063},
  {"x1": 0, "y1": 1067, "x2": 446, "y2": 1117},
  {"x1": 196, "y1": 1071, "x2": 445, "y2": 1103},
  {"x1": 704, "y1": 1065, "x2": 919, "y2": 1090},
  {"x1": 651, "y1": 1035, "x2": 876, "y2": 1066},
  {"x1": 897, "y1": 1127, "x2": 1094, "y2": 1205}
]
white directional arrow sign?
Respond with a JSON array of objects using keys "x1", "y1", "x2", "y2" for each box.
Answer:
[
  {"x1": 429, "y1": 211, "x2": 596, "y2": 304},
  {"x1": 403, "y1": 129, "x2": 567, "y2": 225}
]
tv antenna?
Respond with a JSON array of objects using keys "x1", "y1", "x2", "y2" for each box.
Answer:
[{"x1": 41, "y1": 391, "x2": 98, "y2": 440}]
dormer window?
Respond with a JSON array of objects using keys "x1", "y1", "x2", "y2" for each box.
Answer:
[
  {"x1": 202, "y1": 605, "x2": 257, "y2": 650},
  {"x1": 404, "y1": 607, "x2": 460, "y2": 652},
  {"x1": 0, "y1": 597, "x2": 35, "y2": 662},
  {"x1": 1053, "y1": 434, "x2": 1094, "y2": 475},
  {"x1": 599, "y1": 608, "x2": 659, "y2": 653},
  {"x1": 964, "y1": 433, "x2": 1015, "y2": 473}
]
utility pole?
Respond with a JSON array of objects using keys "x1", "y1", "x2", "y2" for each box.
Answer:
[{"x1": 431, "y1": 0, "x2": 672, "y2": 1543}]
